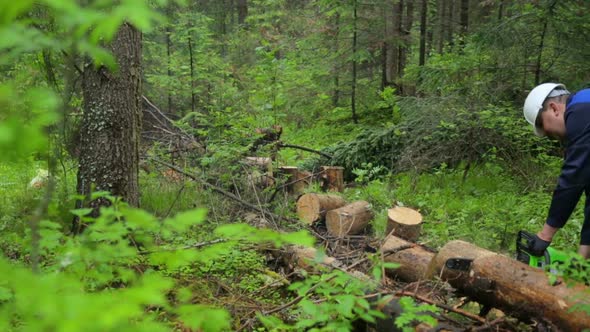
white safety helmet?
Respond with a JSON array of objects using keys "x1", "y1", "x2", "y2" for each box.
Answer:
[{"x1": 523, "y1": 83, "x2": 568, "y2": 137}]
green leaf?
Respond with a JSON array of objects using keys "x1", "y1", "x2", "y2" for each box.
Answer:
[
  {"x1": 70, "y1": 208, "x2": 94, "y2": 218},
  {"x1": 335, "y1": 294, "x2": 355, "y2": 317},
  {"x1": 165, "y1": 208, "x2": 207, "y2": 232},
  {"x1": 122, "y1": 206, "x2": 159, "y2": 230},
  {"x1": 177, "y1": 305, "x2": 231, "y2": 331}
]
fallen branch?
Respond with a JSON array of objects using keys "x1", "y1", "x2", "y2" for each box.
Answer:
[
  {"x1": 149, "y1": 158, "x2": 300, "y2": 226},
  {"x1": 138, "y1": 238, "x2": 227, "y2": 255},
  {"x1": 395, "y1": 291, "x2": 486, "y2": 324},
  {"x1": 278, "y1": 143, "x2": 332, "y2": 159},
  {"x1": 262, "y1": 274, "x2": 338, "y2": 316},
  {"x1": 267, "y1": 171, "x2": 318, "y2": 203},
  {"x1": 345, "y1": 245, "x2": 414, "y2": 272},
  {"x1": 472, "y1": 317, "x2": 505, "y2": 331}
]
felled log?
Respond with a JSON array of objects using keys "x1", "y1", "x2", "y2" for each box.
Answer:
[
  {"x1": 325, "y1": 201, "x2": 373, "y2": 237},
  {"x1": 427, "y1": 240, "x2": 590, "y2": 331},
  {"x1": 296, "y1": 193, "x2": 347, "y2": 224},
  {"x1": 320, "y1": 166, "x2": 344, "y2": 192},
  {"x1": 386, "y1": 206, "x2": 423, "y2": 242},
  {"x1": 381, "y1": 235, "x2": 435, "y2": 282}
]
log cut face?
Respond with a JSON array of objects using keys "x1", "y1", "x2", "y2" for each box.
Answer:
[
  {"x1": 386, "y1": 206, "x2": 423, "y2": 242},
  {"x1": 296, "y1": 193, "x2": 347, "y2": 224},
  {"x1": 325, "y1": 201, "x2": 373, "y2": 237},
  {"x1": 428, "y1": 241, "x2": 590, "y2": 331},
  {"x1": 381, "y1": 235, "x2": 435, "y2": 282}
]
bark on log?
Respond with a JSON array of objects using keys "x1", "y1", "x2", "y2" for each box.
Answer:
[
  {"x1": 386, "y1": 206, "x2": 423, "y2": 242},
  {"x1": 325, "y1": 201, "x2": 373, "y2": 237},
  {"x1": 381, "y1": 235, "x2": 435, "y2": 282},
  {"x1": 320, "y1": 166, "x2": 344, "y2": 192},
  {"x1": 296, "y1": 193, "x2": 347, "y2": 224},
  {"x1": 427, "y1": 240, "x2": 590, "y2": 331}
]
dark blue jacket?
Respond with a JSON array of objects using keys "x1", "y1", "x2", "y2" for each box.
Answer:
[{"x1": 546, "y1": 89, "x2": 590, "y2": 236}]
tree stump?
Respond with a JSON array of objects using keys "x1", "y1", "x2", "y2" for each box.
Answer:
[
  {"x1": 296, "y1": 193, "x2": 347, "y2": 224},
  {"x1": 278, "y1": 166, "x2": 312, "y2": 194},
  {"x1": 325, "y1": 201, "x2": 373, "y2": 237},
  {"x1": 381, "y1": 235, "x2": 435, "y2": 282},
  {"x1": 243, "y1": 157, "x2": 273, "y2": 187},
  {"x1": 295, "y1": 170, "x2": 313, "y2": 194},
  {"x1": 386, "y1": 206, "x2": 423, "y2": 242},
  {"x1": 320, "y1": 166, "x2": 344, "y2": 192},
  {"x1": 278, "y1": 166, "x2": 298, "y2": 193}
]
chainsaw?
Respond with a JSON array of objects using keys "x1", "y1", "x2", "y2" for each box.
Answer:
[{"x1": 516, "y1": 230, "x2": 569, "y2": 269}]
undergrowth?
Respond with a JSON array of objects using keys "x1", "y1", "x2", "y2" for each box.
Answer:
[{"x1": 391, "y1": 163, "x2": 583, "y2": 254}]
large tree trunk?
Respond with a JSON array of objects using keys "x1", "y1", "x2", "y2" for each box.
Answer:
[
  {"x1": 351, "y1": 0, "x2": 358, "y2": 124},
  {"x1": 237, "y1": 0, "x2": 248, "y2": 25},
  {"x1": 398, "y1": 0, "x2": 414, "y2": 94},
  {"x1": 332, "y1": 13, "x2": 341, "y2": 107},
  {"x1": 75, "y1": 23, "x2": 142, "y2": 232},
  {"x1": 418, "y1": 0, "x2": 427, "y2": 67},
  {"x1": 436, "y1": 0, "x2": 445, "y2": 53}
]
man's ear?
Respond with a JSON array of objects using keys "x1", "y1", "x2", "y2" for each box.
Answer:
[{"x1": 548, "y1": 101, "x2": 563, "y2": 116}]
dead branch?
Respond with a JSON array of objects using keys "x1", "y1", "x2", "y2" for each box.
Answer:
[
  {"x1": 149, "y1": 158, "x2": 300, "y2": 226},
  {"x1": 278, "y1": 143, "x2": 332, "y2": 159},
  {"x1": 395, "y1": 291, "x2": 486, "y2": 324}
]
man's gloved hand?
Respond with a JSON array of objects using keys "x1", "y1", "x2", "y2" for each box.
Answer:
[{"x1": 530, "y1": 235, "x2": 551, "y2": 256}]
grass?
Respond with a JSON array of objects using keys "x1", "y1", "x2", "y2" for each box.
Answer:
[
  {"x1": 390, "y1": 164, "x2": 583, "y2": 254},
  {"x1": 3, "y1": 154, "x2": 583, "y2": 258}
]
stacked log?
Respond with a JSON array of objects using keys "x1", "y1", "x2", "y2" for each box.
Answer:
[
  {"x1": 296, "y1": 193, "x2": 347, "y2": 224},
  {"x1": 325, "y1": 201, "x2": 374, "y2": 237}
]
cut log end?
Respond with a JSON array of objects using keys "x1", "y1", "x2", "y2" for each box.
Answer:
[
  {"x1": 386, "y1": 206, "x2": 423, "y2": 242},
  {"x1": 296, "y1": 193, "x2": 347, "y2": 224}
]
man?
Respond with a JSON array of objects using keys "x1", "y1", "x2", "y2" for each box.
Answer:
[{"x1": 523, "y1": 82, "x2": 590, "y2": 258}]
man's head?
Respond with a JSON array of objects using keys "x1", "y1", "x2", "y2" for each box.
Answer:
[{"x1": 523, "y1": 83, "x2": 570, "y2": 139}]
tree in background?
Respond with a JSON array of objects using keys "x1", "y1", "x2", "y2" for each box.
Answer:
[{"x1": 74, "y1": 23, "x2": 143, "y2": 233}]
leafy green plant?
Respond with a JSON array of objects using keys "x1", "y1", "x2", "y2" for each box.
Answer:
[
  {"x1": 258, "y1": 269, "x2": 387, "y2": 331},
  {"x1": 395, "y1": 297, "x2": 439, "y2": 332},
  {"x1": 6, "y1": 191, "x2": 314, "y2": 331}
]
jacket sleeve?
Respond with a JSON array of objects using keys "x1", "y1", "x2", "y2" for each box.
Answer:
[{"x1": 546, "y1": 98, "x2": 590, "y2": 228}]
